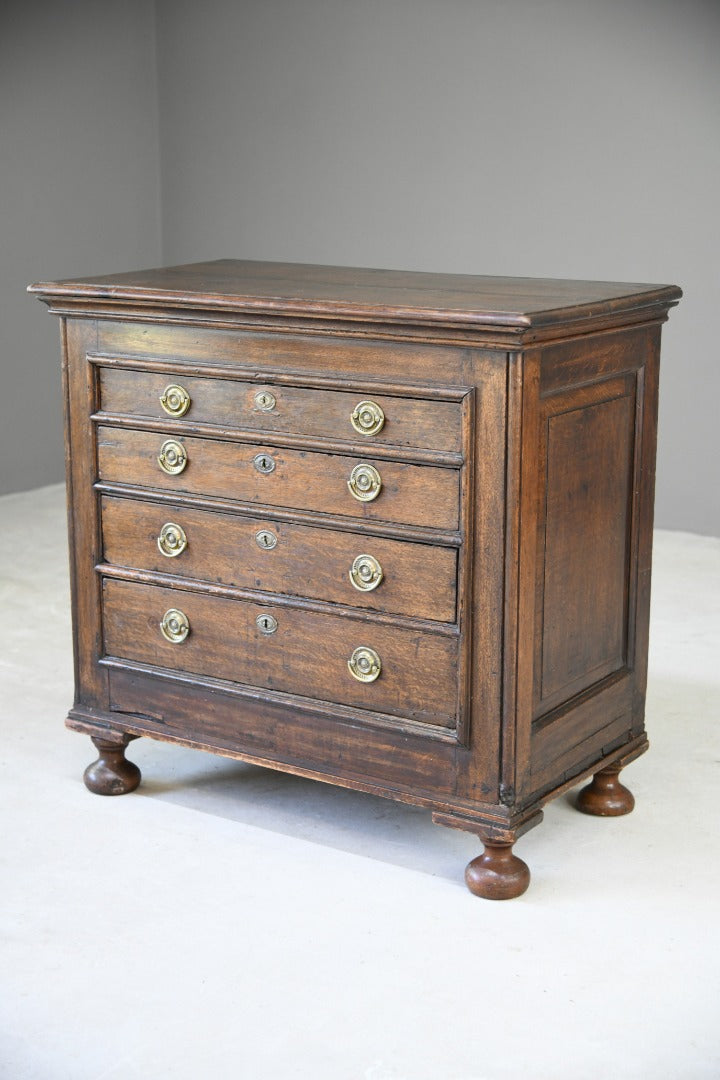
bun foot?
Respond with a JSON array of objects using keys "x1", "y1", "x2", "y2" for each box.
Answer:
[
  {"x1": 576, "y1": 764, "x2": 634, "y2": 816},
  {"x1": 84, "y1": 735, "x2": 141, "y2": 796},
  {"x1": 465, "y1": 841, "x2": 530, "y2": 900}
]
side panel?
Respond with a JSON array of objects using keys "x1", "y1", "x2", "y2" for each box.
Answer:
[
  {"x1": 535, "y1": 374, "x2": 635, "y2": 714},
  {"x1": 520, "y1": 323, "x2": 663, "y2": 797}
]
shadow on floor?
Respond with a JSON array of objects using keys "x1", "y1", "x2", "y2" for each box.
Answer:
[
  {"x1": 117, "y1": 670, "x2": 720, "y2": 883},
  {"x1": 130, "y1": 742, "x2": 480, "y2": 881}
]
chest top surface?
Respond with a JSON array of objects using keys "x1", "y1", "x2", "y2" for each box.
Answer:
[{"x1": 29, "y1": 258, "x2": 682, "y2": 332}]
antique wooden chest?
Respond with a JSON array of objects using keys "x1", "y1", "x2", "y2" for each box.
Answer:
[{"x1": 30, "y1": 260, "x2": 681, "y2": 898}]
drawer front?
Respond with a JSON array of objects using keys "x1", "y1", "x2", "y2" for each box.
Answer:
[
  {"x1": 102, "y1": 578, "x2": 459, "y2": 729},
  {"x1": 96, "y1": 426, "x2": 460, "y2": 530},
  {"x1": 98, "y1": 366, "x2": 463, "y2": 453},
  {"x1": 101, "y1": 496, "x2": 457, "y2": 623}
]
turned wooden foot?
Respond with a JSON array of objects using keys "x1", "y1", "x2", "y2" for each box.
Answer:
[
  {"x1": 465, "y1": 841, "x2": 530, "y2": 900},
  {"x1": 83, "y1": 735, "x2": 141, "y2": 796},
  {"x1": 576, "y1": 764, "x2": 634, "y2": 816}
]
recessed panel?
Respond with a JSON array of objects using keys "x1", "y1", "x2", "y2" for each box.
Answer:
[{"x1": 537, "y1": 384, "x2": 635, "y2": 713}]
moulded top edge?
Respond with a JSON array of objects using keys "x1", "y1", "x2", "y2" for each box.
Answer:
[{"x1": 28, "y1": 258, "x2": 682, "y2": 330}]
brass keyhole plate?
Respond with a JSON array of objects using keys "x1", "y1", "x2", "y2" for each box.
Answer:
[
  {"x1": 253, "y1": 452, "x2": 276, "y2": 474},
  {"x1": 254, "y1": 390, "x2": 277, "y2": 412},
  {"x1": 255, "y1": 529, "x2": 278, "y2": 550}
]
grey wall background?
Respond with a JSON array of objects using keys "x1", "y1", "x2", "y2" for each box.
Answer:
[
  {"x1": 3, "y1": 0, "x2": 719, "y2": 534},
  {"x1": 0, "y1": 0, "x2": 161, "y2": 493}
]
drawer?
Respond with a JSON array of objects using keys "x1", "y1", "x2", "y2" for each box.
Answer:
[
  {"x1": 101, "y1": 496, "x2": 458, "y2": 623},
  {"x1": 102, "y1": 577, "x2": 459, "y2": 729},
  {"x1": 98, "y1": 366, "x2": 463, "y2": 453},
  {"x1": 96, "y1": 426, "x2": 460, "y2": 530}
]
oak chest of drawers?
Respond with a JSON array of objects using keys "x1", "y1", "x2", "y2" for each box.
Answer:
[{"x1": 30, "y1": 260, "x2": 681, "y2": 899}]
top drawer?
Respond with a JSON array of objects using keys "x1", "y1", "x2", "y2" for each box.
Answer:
[{"x1": 97, "y1": 365, "x2": 464, "y2": 454}]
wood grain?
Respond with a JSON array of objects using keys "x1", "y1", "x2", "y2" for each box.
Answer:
[
  {"x1": 96, "y1": 425, "x2": 461, "y2": 530},
  {"x1": 98, "y1": 364, "x2": 463, "y2": 453},
  {"x1": 536, "y1": 381, "x2": 635, "y2": 712},
  {"x1": 100, "y1": 495, "x2": 458, "y2": 623},
  {"x1": 103, "y1": 666, "x2": 461, "y2": 797},
  {"x1": 96, "y1": 322, "x2": 476, "y2": 384},
  {"x1": 63, "y1": 318, "x2": 107, "y2": 711},
  {"x1": 29, "y1": 258, "x2": 682, "y2": 331},
  {"x1": 29, "y1": 257, "x2": 681, "y2": 898},
  {"x1": 102, "y1": 577, "x2": 460, "y2": 729}
]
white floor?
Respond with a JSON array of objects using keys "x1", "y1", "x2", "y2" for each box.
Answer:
[{"x1": 1, "y1": 484, "x2": 718, "y2": 1080}]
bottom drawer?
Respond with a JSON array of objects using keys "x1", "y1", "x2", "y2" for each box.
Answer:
[{"x1": 102, "y1": 578, "x2": 459, "y2": 729}]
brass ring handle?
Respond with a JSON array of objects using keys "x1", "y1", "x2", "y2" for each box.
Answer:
[
  {"x1": 160, "y1": 608, "x2": 190, "y2": 643},
  {"x1": 348, "y1": 646, "x2": 382, "y2": 683},
  {"x1": 347, "y1": 463, "x2": 382, "y2": 502},
  {"x1": 160, "y1": 384, "x2": 191, "y2": 417},
  {"x1": 157, "y1": 522, "x2": 187, "y2": 558},
  {"x1": 349, "y1": 554, "x2": 383, "y2": 592},
  {"x1": 157, "y1": 439, "x2": 187, "y2": 475},
  {"x1": 351, "y1": 400, "x2": 385, "y2": 436}
]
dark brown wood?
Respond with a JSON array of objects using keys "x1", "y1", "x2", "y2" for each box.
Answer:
[
  {"x1": 98, "y1": 363, "x2": 463, "y2": 453},
  {"x1": 95, "y1": 481, "x2": 463, "y2": 547},
  {"x1": 30, "y1": 259, "x2": 681, "y2": 900},
  {"x1": 63, "y1": 318, "x2": 107, "y2": 712},
  {"x1": 100, "y1": 664, "x2": 462, "y2": 782},
  {"x1": 84, "y1": 733, "x2": 141, "y2": 795},
  {"x1": 529, "y1": 675, "x2": 634, "y2": 792},
  {"x1": 95, "y1": 425, "x2": 461, "y2": 531},
  {"x1": 535, "y1": 375, "x2": 636, "y2": 714},
  {"x1": 94, "y1": 322, "x2": 482, "y2": 382},
  {"x1": 465, "y1": 841, "x2": 531, "y2": 900},
  {"x1": 524, "y1": 324, "x2": 662, "y2": 802},
  {"x1": 576, "y1": 764, "x2": 635, "y2": 816},
  {"x1": 29, "y1": 258, "x2": 681, "y2": 333},
  {"x1": 102, "y1": 576, "x2": 460, "y2": 729},
  {"x1": 100, "y1": 494, "x2": 458, "y2": 623}
]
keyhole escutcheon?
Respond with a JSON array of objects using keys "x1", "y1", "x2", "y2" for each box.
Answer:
[
  {"x1": 253, "y1": 452, "x2": 276, "y2": 475},
  {"x1": 255, "y1": 529, "x2": 278, "y2": 550}
]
